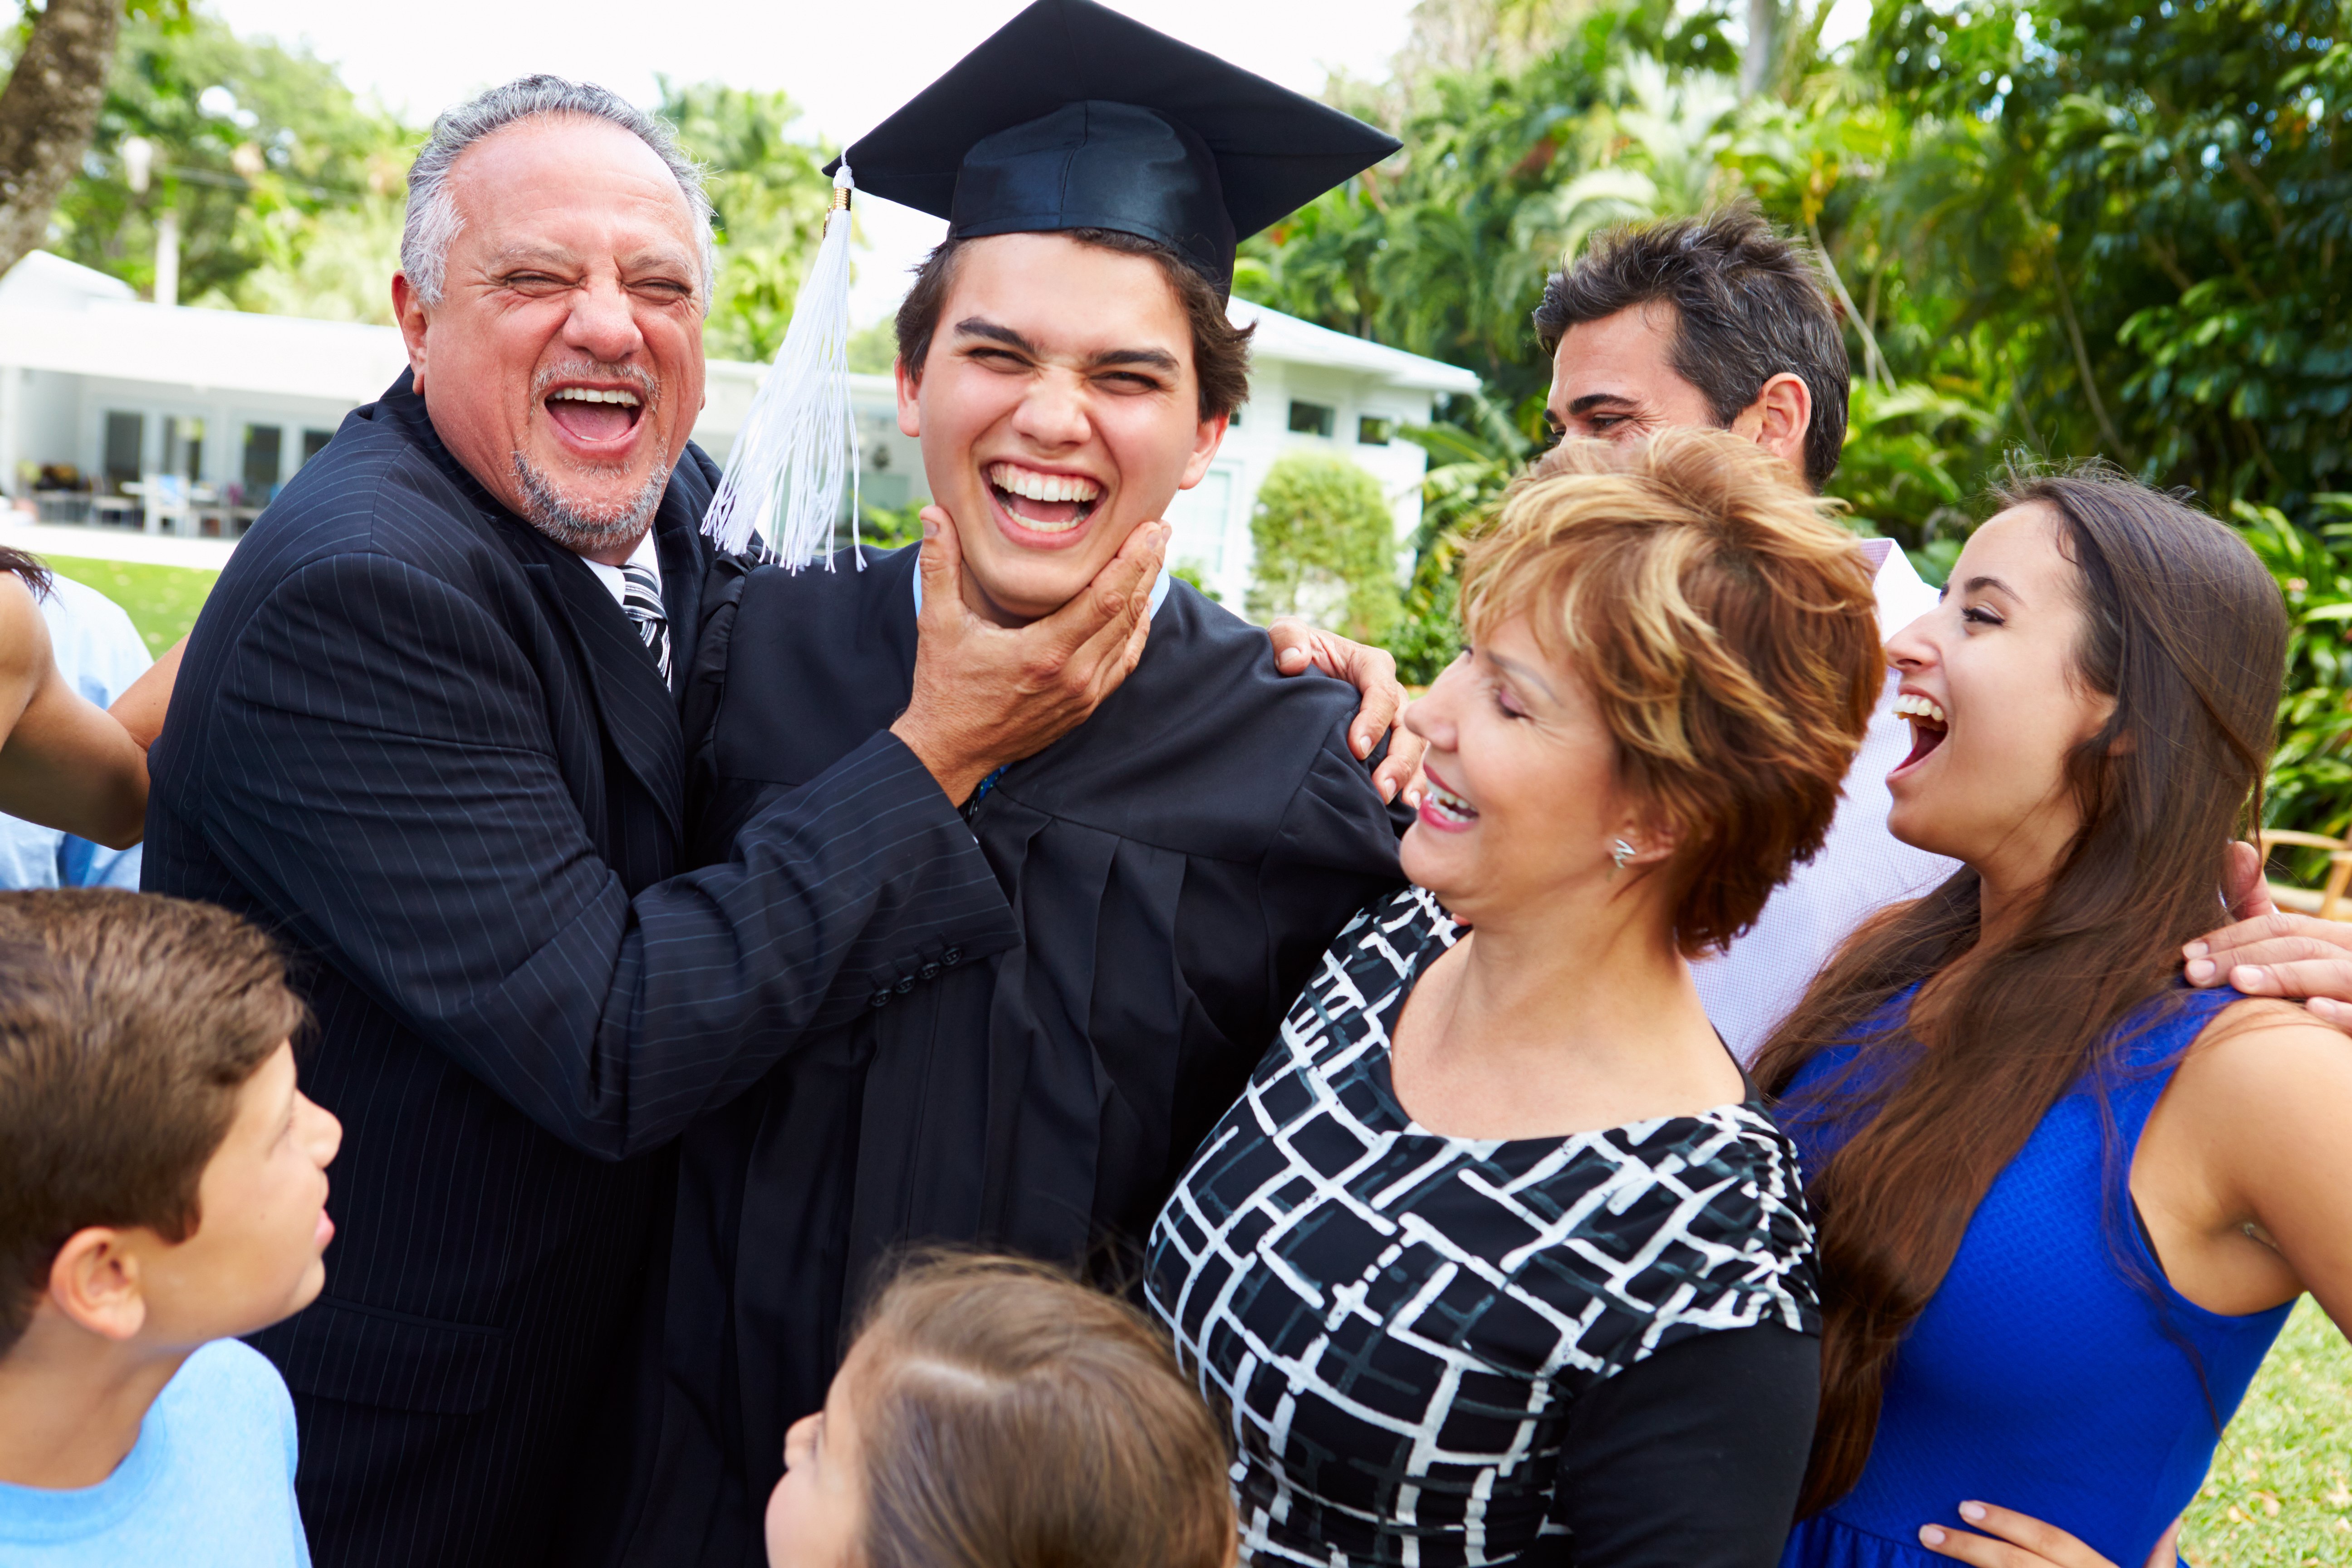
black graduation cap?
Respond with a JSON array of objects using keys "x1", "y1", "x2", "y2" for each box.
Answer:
[{"x1": 827, "y1": 0, "x2": 1401, "y2": 295}]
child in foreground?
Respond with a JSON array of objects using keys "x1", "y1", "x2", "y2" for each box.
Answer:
[
  {"x1": 763, "y1": 1253, "x2": 1236, "y2": 1568},
  {"x1": 0, "y1": 890, "x2": 338, "y2": 1566}
]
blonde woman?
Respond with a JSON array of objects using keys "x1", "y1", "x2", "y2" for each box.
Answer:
[{"x1": 1150, "y1": 431, "x2": 1884, "y2": 1568}]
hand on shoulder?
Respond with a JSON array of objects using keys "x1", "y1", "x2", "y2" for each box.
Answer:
[{"x1": 2183, "y1": 840, "x2": 2352, "y2": 1029}]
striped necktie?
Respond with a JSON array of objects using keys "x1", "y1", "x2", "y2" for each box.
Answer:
[{"x1": 619, "y1": 562, "x2": 671, "y2": 684}]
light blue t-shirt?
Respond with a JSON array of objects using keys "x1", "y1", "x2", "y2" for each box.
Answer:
[
  {"x1": 0, "y1": 1339, "x2": 309, "y2": 1566},
  {"x1": 0, "y1": 573, "x2": 152, "y2": 891}
]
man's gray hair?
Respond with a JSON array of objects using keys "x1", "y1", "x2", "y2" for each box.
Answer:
[{"x1": 401, "y1": 75, "x2": 716, "y2": 309}]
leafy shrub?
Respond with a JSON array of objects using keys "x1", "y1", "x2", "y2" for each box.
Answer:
[
  {"x1": 2237, "y1": 494, "x2": 2352, "y2": 843},
  {"x1": 1246, "y1": 452, "x2": 1403, "y2": 646}
]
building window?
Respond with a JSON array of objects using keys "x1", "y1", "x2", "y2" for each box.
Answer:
[
  {"x1": 242, "y1": 425, "x2": 283, "y2": 498},
  {"x1": 1357, "y1": 416, "x2": 1394, "y2": 446},
  {"x1": 163, "y1": 416, "x2": 204, "y2": 480},
  {"x1": 300, "y1": 429, "x2": 334, "y2": 468},
  {"x1": 1287, "y1": 400, "x2": 1335, "y2": 437},
  {"x1": 103, "y1": 412, "x2": 144, "y2": 492}
]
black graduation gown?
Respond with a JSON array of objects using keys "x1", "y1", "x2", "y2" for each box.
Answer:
[{"x1": 639, "y1": 544, "x2": 1407, "y2": 1566}]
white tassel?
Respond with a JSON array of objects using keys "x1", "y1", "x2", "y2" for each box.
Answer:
[{"x1": 704, "y1": 163, "x2": 863, "y2": 568}]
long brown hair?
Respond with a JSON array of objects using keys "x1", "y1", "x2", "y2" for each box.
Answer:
[
  {"x1": 0, "y1": 549, "x2": 51, "y2": 598},
  {"x1": 848, "y1": 1251, "x2": 1235, "y2": 1568},
  {"x1": 1753, "y1": 463, "x2": 2288, "y2": 1515}
]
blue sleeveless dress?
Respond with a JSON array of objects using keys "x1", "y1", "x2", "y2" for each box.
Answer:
[{"x1": 1777, "y1": 984, "x2": 2293, "y2": 1568}]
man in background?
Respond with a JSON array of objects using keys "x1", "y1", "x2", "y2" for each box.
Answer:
[{"x1": 1532, "y1": 208, "x2": 1955, "y2": 1056}]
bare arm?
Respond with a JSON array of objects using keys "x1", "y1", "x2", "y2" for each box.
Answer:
[
  {"x1": 1913, "y1": 998, "x2": 2352, "y2": 1568},
  {"x1": 0, "y1": 576, "x2": 149, "y2": 849},
  {"x1": 108, "y1": 634, "x2": 185, "y2": 751},
  {"x1": 2144, "y1": 1003, "x2": 2352, "y2": 1320}
]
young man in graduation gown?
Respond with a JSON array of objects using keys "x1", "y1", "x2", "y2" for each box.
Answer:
[{"x1": 613, "y1": 6, "x2": 1414, "y2": 1561}]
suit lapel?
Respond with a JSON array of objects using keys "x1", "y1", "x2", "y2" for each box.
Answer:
[{"x1": 387, "y1": 373, "x2": 707, "y2": 843}]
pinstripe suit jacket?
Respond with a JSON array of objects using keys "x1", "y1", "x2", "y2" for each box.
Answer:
[{"x1": 142, "y1": 373, "x2": 1019, "y2": 1567}]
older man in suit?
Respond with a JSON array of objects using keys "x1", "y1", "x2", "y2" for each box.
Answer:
[{"x1": 143, "y1": 78, "x2": 1411, "y2": 1568}]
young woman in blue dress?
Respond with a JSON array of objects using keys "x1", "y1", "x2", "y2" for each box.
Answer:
[{"x1": 1756, "y1": 466, "x2": 2347, "y2": 1568}]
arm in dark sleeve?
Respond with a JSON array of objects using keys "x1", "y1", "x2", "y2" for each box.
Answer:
[
  {"x1": 202, "y1": 551, "x2": 1015, "y2": 1161},
  {"x1": 1548, "y1": 1325, "x2": 1819, "y2": 1568},
  {"x1": 1256, "y1": 712, "x2": 1407, "y2": 1011}
]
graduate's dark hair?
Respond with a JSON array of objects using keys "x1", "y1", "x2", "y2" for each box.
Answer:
[
  {"x1": 894, "y1": 230, "x2": 1254, "y2": 421},
  {"x1": 1752, "y1": 464, "x2": 2288, "y2": 1516},
  {"x1": 843, "y1": 1250, "x2": 1235, "y2": 1568}
]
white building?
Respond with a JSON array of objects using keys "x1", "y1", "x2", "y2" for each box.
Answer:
[{"x1": 1, "y1": 251, "x2": 1478, "y2": 606}]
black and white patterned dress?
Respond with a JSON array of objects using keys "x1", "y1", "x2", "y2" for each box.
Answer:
[{"x1": 1146, "y1": 887, "x2": 1822, "y2": 1568}]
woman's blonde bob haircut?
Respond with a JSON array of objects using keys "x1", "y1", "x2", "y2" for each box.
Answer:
[{"x1": 1458, "y1": 429, "x2": 1883, "y2": 955}]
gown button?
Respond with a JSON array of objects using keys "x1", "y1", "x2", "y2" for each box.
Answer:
[
  {"x1": 919, "y1": 962, "x2": 941, "y2": 981},
  {"x1": 941, "y1": 947, "x2": 962, "y2": 966},
  {"x1": 869, "y1": 988, "x2": 892, "y2": 1009},
  {"x1": 894, "y1": 975, "x2": 916, "y2": 995}
]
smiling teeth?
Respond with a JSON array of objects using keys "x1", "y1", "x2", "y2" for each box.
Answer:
[
  {"x1": 987, "y1": 462, "x2": 1102, "y2": 505},
  {"x1": 550, "y1": 387, "x2": 642, "y2": 407},
  {"x1": 1425, "y1": 781, "x2": 1479, "y2": 823},
  {"x1": 1893, "y1": 693, "x2": 1948, "y2": 725}
]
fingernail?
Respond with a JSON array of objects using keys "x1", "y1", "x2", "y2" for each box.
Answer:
[
  {"x1": 2185, "y1": 957, "x2": 2215, "y2": 984},
  {"x1": 1959, "y1": 1502, "x2": 1986, "y2": 1523},
  {"x1": 2233, "y1": 964, "x2": 2265, "y2": 989},
  {"x1": 1919, "y1": 1526, "x2": 1946, "y2": 1546},
  {"x1": 2184, "y1": 940, "x2": 2209, "y2": 959},
  {"x1": 1380, "y1": 779, "x2": 1398, "y2": 803},
  {"x1": 922, "y1": 515, "x2": 938, "y2": 540}
]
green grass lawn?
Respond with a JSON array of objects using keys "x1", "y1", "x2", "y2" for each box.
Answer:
[
  {"x1": 2186, "y1": 1300, "x2": 2352, "y2": 1567},
  {"x1": 44, "y1": 556, "x2": 221, "y2": 657},
  {"x1": 24, "y1": 553, "x2": 2352, "y2": 1563}
]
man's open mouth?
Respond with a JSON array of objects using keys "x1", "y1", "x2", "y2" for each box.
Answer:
[
  {"x1": 986, "y1": 461, "x2": 1102, "y2": 534},
  {"x1": 1892, "y1": 691, "x2": 1949, "y2": 770},
  {"x1": 544, "y1": 386, "x2": 646, "y2": 445}
]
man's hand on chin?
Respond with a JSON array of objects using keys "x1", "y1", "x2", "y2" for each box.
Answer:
[
  {"x1": 2183, "y1": 838, "x2": 2352, "y2": 1030},
  {"x1": 891, "y1": 507, "x2": 1166, "y2": 805},
  {"x1": 1267, "y1": 617, "x2": 1424, "y2": 804}
]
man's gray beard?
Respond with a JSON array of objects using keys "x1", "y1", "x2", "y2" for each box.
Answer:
[{"x1": 510, "y1": 451, "x2": 672, "y2": 556}]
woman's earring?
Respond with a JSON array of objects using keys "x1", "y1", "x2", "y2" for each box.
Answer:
[{"x1": 1610, "y1": 838, "x2": 1636, "y2": 874}]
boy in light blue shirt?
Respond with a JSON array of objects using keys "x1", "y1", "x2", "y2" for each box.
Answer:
[{"x1": 0, "y1": 891, "x2": 340, "y2": 1565}]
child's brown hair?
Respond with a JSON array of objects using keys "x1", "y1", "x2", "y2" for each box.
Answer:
[
  {"x1": 848, "y1": 1252, "x2": 1235, "y2": 1568},
  {"x1": 0, "y1": 890, "x2": 308, "y2": 1354}
]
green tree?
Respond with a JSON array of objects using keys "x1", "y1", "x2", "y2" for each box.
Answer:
[
  {"x1": 658, "y1": 78, "x2": 833, "y2": 364},
  {"x1": 1239, "y1": 2, "x2": 1735, "y2": 425},
  {"x1": 1848, "y1": 0, "x2": 2350, "y2": 518},
  {"x1": 43, "y1": 5, "x2": 412, "y2": 312},
  {"x1": 1247, "y1": 451, "x2": 1404, "y2": 646}
]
